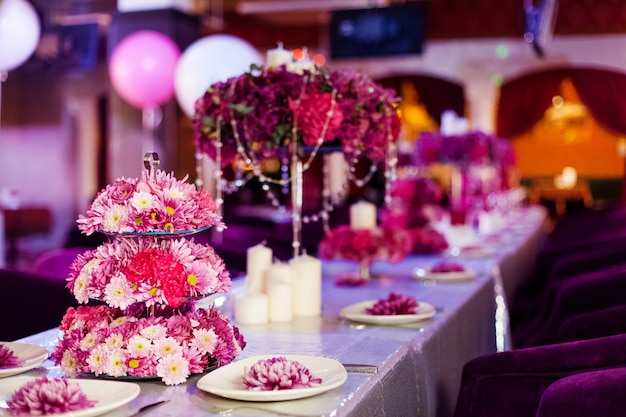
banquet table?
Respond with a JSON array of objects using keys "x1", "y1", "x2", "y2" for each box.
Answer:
[{"x1": 10, "y1": 205, "x2": 548, "y2": 417}]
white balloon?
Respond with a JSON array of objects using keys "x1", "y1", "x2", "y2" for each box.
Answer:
[
  {"x1": 0, "y1": 0, "x2": 41, "y2": 72},
  {"x1": 174, "y1": 34, "x2": 263, "y2": 117}
]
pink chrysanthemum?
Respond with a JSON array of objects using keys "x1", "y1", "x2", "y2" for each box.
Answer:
[
  {"x1": 156, "y1": 352, "x2": 190, "y2": 386},
  {"x1": 243, "y1": 357, "x2": 323, "y2": 391},
  {"x1": 67, "y1": 237, "x2": 231, "y2": 308},
  {"x1": 366, "y1": 293, "x2": 419, "y2": 316},
  {"x1": 52, "y1": 304, "x2": 244, "y2": 384},
  {"x1": 7, "y1": 377, "x2": 96, "y2": 416},
  {"x1": 77, "y1": 169, "x2": 223, "y2": 235},
  {"x1": 0, "y1": 344, "x2": 23, "y2": 369}
]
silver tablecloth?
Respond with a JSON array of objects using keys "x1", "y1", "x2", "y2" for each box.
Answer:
[{"x1": 14, "y1": 206, "x2": 547, "y2": 417}]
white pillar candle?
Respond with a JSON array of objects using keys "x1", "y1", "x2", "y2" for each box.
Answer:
[
  {"x1": 266, "y1": 42, "x2": 292, "y2": 70},
  {"x1": 246, "y1": 243, "x2": 273, "y2": 293},
  {"x1": 290, "y1": 253, "x2": 322, "y2": 317},
  {"x1": 350, "y1": 201, "x2": 377, "y2": 230},
  {"x1": 233, "y1": 291, "x2": 268, "y2": 325},
  {"x1": 266, "y1": 262, "x2": 293, "y2": 322},
  {"x1": 326, "y1": 152, "x2": 347, "y2": 199}
]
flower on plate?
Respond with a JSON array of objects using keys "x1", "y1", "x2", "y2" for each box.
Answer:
[
  {"x1": 242, "y1": 357, "x2": 322, "y2": 391},
  {"x1": 77, "y1": 169, "x2": 223, "y2": 235},
  {"x1": 0, "y1": 344, "x2": 23, "y2": 369},
  {"x1": 52, "y1": 303, "x2": 246, "y2": 385},
  {"x1": 366, "y1": 293, "x2": 419, "y2": 316},
  {"x1": 318, "y1": 225, "x2": 411, "y2": 265},
  {"x1": 7, "y1": 376, "x2": 96, "y2": 416},
  {"x1": 430, "y1": 262, "x2": 465, "y2": 273},
  {"x1": 193, "y1": 64, "x2": 400, "y2": 167},
  {"x1": 67, "y1": 236, "x2": 230, "y2": 308}
]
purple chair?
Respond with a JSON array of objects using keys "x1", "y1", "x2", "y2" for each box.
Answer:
[
  {"x1": 535, "y1": 367, "x2": 626, "y2": 417},
  {"x1": 32, "y1": 247, "x2": 89, "y2": 278},
  {"x1": 0, "y1": 269, "x2": 77, "y2": 341},
  {"x1": 453, "y1": 334, "x2": 626, "y2": 417},
  {"x1": 510, "y1": 242, "x2": 626, "y2": 327},
  {"x1": 513, "y1": 263, "x2": 626, "y2": 348},
  {"x1": 553, "y1": 304, "x2": 626, "y2": 344}
]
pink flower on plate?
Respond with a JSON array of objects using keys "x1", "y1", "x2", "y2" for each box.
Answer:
[
  {"x1": 242, "y1": 357, "x2": 322, "y2": 391},
  {"x1": 7, "y1": 377, "x2": 96, "y2": 416},
  {"x1": 0, "y1": 344, "x2": 23, "y2": 369},
  {"x1": 366, "y1": 293, "x2": 419, "y2": 316}
]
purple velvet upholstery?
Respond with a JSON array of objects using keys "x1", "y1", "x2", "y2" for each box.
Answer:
[
  {"x1": 453, "y1": 334, "x2": 626, "y2": 417},
  {"x1": 0, "y1": 269, "x2": 77, "y2": 341},
  {"x1": 510, "y1": 242, "x2": 626, "y2": 328},
  {"x1": 553, "y1": 304, "x2": 626, "y2": 344},
  {"x1": 514, "y1": 263, "x2": 626, "y2": 347},
  {"x1": 32, "y1": 247, "x2": 90, "y2": 278},
  {"x1": 535, "y1": 367, "x2": 626, "y2": 417}
]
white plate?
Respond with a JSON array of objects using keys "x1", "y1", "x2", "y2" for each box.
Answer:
[
  {"x1": 0, "y1": 342, "x2": 48, "y2": 378},
  {"x1": 0, "y1": 376, "x2": 140, "y2": 417},
  {"x1": 413, "y1": 268, "x2": 476, "y2": 282},
  {"x1": 448, "y1": 246, "x2": 495, "y2": 258},
  {"x1": 197, "y1": 354, "x2": 347, "y2": 402},
  {"x1": 339, "y1": 300, "x2": 436, "y2": 325}
]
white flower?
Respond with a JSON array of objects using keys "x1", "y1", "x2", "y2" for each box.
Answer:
[
  {"x1": 156, "y1": 353, "x2": 190, "y2": 386},
  {"x1": 103, "y1": 204, "x2": 129, "y2": 232},
  {"x1": 154, "y1": 337, "x2": 183, "y2": 358},
  {"x1": 127, "y1": 335, "x2": 152, "y2": 357},
  {"x1": 130, "y1": 191, "x2": 155, "y2": 211},
  {"x1": 141, "y1": 324, "x2": 167, "y2": 341},
  {"x1": 103, "y1": 349, "x2": 127, "y2": 378},
  {"x1": 192, "y1": 328, "x2": 217, "y2": 355}
]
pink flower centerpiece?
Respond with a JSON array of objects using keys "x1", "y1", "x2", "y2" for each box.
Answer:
[
  {"x1": 318, "y1": 225, "x2": 411, "y2": 285},
  {"x1": 0, "y1": 344, "x2": 23, "y2": 369},
  {"x1": 7, "y1": 376, "x2": 95, "y2": 416},
  {"x1": 67, "y1": 237, "x2": 230, "y2": 309},
  {"x1": 381, "y1": 177, "x2": 449, "y2": 255},
  {"x1": 77, "y1": 169, "x2": 223, "y2": 235},
  {"x1": 55, "y1": 162, "x2": 245, "y2": 385},
  {"x1": 193, "y1": 65, "x2": 401, "y2": 167},
  {"x1": 242, "y1": 357, "x2": 322, "y2": 391},
  {"x1": 52, "y1": 304, "x2": 245, "y2": 385}
]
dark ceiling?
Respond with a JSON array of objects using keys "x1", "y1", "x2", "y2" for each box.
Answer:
[{"x1": 28, "y1": 0, "x2": 626, "y2": 51}]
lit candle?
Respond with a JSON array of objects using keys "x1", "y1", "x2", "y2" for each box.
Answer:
[
  {"x1": 246, "y1": 242, "x2": 272, "y2": 293},
  {"x1": 266, "y1": 262, "x2": 293, "y2": 322},
  {"x1": 266, "y1": 42, "x2": 292, "y2": 70},
  {"x1": 350, "y1": 201, "x2": 377, "y2": 230},
  {"x1": 233, "y1": 291, "x2": 268, "y2": 325},
  {"x1": 290, "y1": 253, "x2": 321, "y2": 317}
]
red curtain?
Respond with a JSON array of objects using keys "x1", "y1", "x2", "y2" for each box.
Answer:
[
  {"x1": 570, "y1": 68, "x2": 626, "y2": 136},
  {"x1": 496, "y1": 68, "x2": 566, "y2": 139}
]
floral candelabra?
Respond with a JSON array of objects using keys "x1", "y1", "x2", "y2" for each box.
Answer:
[
  {"x1": 318, "y1": 200, "x2": 411, "y2": 285},
  {"x1": 412, "y1": 130, "x2": 517, "y2": 223},
  {"x1": 193, "y1": 44, "x2": 401, "y2": 258},
  {"x1": 52, "y1": 153, "x2": 245, "y2": 385}
]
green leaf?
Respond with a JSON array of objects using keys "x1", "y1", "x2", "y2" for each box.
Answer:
[{"x1": 228, "y1": 103, "x2": 255, "y2": 115}]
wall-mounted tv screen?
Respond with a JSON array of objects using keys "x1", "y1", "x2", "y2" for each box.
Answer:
[{"x1": 329, "y1": 3, "x2": 427, "y2": 59}]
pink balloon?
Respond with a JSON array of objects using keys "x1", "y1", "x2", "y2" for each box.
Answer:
[{"x1": 109, "y1": 30, "x2": 181, "y2": 109}]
